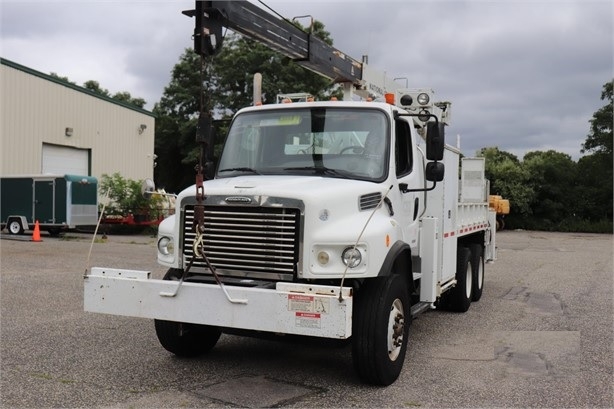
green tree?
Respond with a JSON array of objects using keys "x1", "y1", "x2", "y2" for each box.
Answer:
[
  {"x1": 83, "y1": 80, "x2": 111, "y2": 97},
  {"x1": 523, "y1": 150, "x2": 578, "y2": 229},
  {"x1": 49, "y1": 72, "x2": 75, "y2": 84},
  {"x1": 477, "y1": 147, "x2": 534, "y2": 219},
  {"x1": 576, "y1": 154, "x2": 612, "y2": 222},
  {"x1": 153, "y1": 49, "x2": 203, "y2": 191},
  {"x1": 582, "y1": 80, "x2": 613, "y2": 156},
  {"x1": 73, "y1": 80, "x2": 147, "y2": 108},
  {"x1": 111, "y1": 91, "x2": 146, "y2": 108},
  {"x1": 577, "y1": 80, "x2": 613, "y2": 225},
  {"x1": 210, "y1": 24, "x2": 336, "y2": 112}
]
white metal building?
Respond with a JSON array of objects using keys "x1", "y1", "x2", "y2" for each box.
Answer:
[{"x1": 0, "y1": 58, "x2": 156, "y2": 182}]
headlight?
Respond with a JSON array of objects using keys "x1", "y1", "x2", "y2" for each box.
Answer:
[
  {"x1": 342, "y1": 247, "x2": 362, "y2": 268},
  {"x1": 417, "y1": 92, "x2": 430, "y2": 105},
  {"x1": 157, "y1": 236, "x2": 174, "y2": 255}
]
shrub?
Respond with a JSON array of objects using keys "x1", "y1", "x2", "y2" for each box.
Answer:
[{"x1": 98, "y1": 173, "x2": 163, "y2": 219}]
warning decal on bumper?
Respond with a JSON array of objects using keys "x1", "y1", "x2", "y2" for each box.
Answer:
[
  {"x1": 295, "y1": 312, "x2": 321, "y2": 328},
  {"x1": 288, "y1": 294, "x2": 314, "y2": 312}
]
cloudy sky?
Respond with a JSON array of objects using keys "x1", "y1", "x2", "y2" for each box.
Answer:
[{"x1": 1, "y1": 0, "x2": 612, "y2": 160}]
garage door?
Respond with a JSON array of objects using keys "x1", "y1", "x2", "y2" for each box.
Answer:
[{"x1": 42, "y1": 144, "x2": 89, "y2": 175}]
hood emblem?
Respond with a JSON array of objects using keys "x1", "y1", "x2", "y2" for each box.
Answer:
[{"x1": 225, "y1": 196, "x2": 252, "y2": 204}]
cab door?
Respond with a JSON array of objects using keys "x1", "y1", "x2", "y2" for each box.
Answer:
[{"x1": 393, "y1": 118, "x2": 422, "y2": 250}]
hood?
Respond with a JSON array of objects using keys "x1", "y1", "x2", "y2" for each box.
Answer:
[{"x1": 178, "y1": 175, "x2": 386, "y2": 203}]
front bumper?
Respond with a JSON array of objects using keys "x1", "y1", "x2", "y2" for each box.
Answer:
[{"x1": 84, "y1": 267, "x2": 353, "y2": 339}]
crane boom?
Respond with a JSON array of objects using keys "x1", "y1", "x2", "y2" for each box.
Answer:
[
  {"x1": 184, "y1": 0, "x2": 450, "y2": 124},
  {"x1": 184, "y1": 0, "x2": 363, "y2": 85}
]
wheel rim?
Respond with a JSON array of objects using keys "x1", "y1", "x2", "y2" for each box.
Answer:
[
  {"x1": 387, "y1": 298, "x2": 405, "y2": 361},
  {"x1": 9, "y1": 221, "x2": 20, "y2": 234},
  {"x1": 465, "y1": 263, "x2": 473, "y2": 299}
]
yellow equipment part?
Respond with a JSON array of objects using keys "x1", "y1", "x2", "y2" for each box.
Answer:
[{"x1": 489, "y1": 195, "x2": 510, "y2": 215}]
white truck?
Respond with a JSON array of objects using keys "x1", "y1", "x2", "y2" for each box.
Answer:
[{"x1": 84, "y1": 1, "x2": 496, "y2": 386}]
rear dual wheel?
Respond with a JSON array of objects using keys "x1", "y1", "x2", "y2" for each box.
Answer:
[
  {"x1": 443, "y1": 244, "x2": 485, "y2": 311},
  {"x1": 447, "y1": 247, "x2": 473, "y2": 312},
  {"x1": 469, "y1": 244, "x2": 484, "y2": 302}
]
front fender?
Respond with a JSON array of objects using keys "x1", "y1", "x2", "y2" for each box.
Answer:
[{"x1": 377, "y1": 241, "x2": 414, "y2": 293}]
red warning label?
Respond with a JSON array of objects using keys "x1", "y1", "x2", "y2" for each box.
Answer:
[
  {"x1": 295, "y1": 312, "x2": 321, "y2": 328},
  {"x1": 288, "y1": 294, "x2": 314, "y2": 312}
]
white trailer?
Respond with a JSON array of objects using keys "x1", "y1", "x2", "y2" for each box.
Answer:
[{"x1": 84, "y1": 1, "x2": 496, "y2": 386}]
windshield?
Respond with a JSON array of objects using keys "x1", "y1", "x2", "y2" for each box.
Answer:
[{"x1": 217, "y1": 107, "x2": 389, "y2": 182}]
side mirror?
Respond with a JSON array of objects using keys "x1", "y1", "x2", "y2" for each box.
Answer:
[
  {"x1": 426, "y1": 122, "x2": 445, "y2": 161},
  {"x1": 426, "y1": 162, "x2": 445, "y2": 182},
  {"x1": 141, "y1": 178, "x2": 156, "y2": 199}
]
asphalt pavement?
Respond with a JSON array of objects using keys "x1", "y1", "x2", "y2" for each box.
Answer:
[{"x1": 1, "y1": 230, "x2": 612, "y2": 408}]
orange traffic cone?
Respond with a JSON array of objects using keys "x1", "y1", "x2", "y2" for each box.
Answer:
[{"x1": 32, "y1": 220, "x2": 42, "y2": 242}]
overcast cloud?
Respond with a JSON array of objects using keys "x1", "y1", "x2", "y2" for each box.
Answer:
[{"x1": 1, "y1": 0, "x2": 612, "y2": 160}]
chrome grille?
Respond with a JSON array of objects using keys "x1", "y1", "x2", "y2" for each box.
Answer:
[
  {"x1": 359, "y1": 192, "x2": 382, "y2": 210},
  {"x1": 182, "y1": 205, "x2": 300, "y2": 281}
]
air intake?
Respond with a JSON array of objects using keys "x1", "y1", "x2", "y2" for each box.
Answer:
[{"x1": 359, "y1": 192, "x2": 382, "y2": 211}]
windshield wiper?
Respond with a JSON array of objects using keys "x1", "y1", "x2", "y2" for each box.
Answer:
[
  {"x1": 218, "y1": 167, "x2": 261, "y2": 175},
  {"x1": 283, "y1": 166, "x2": 351, "y2": 179}
]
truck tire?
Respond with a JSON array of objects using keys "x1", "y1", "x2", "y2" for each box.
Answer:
[
  {"x1": 352, "y1": 274, "x2": 410, "y2": 386},
  {"x1": 8, "y1": 218, "x2": 23, "y2": 235},
  {"x1": 154, "y1": 268, "x2": 221, "y2": 357},
  {"x1": 448, "y1": 247, "x2": 473, "y2": 312},
  {"x1": 469, "y1": 244, "x2": 484, "y2": 302}
]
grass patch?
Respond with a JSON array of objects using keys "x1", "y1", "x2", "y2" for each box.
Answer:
[{"x1": 32, "y1": 372, "x2": 53, "y2": 380}]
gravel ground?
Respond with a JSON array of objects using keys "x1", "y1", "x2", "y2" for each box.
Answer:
[{"x1": 0, "y1": 230, "x2": 612, "y2": 408}]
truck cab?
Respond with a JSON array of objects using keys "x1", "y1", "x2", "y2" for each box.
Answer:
[{"x1": 157, "y1": 101, "x2": 429, "y2": 284}]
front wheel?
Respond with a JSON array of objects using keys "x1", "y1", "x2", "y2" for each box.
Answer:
[
  {"x1": 352, "y1": 274, "x2": 410, "y2": 386},
  {"x1": 154, "y1": 320, "x2": 221, "y2": 357},
  {"x1": 154, "y1": 268, "x2": 221, "y2": 357}
]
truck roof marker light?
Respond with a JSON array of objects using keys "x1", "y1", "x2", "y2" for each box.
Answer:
[{"x1": 385, "y1": 93, "x2": 395, "y2": 105}]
